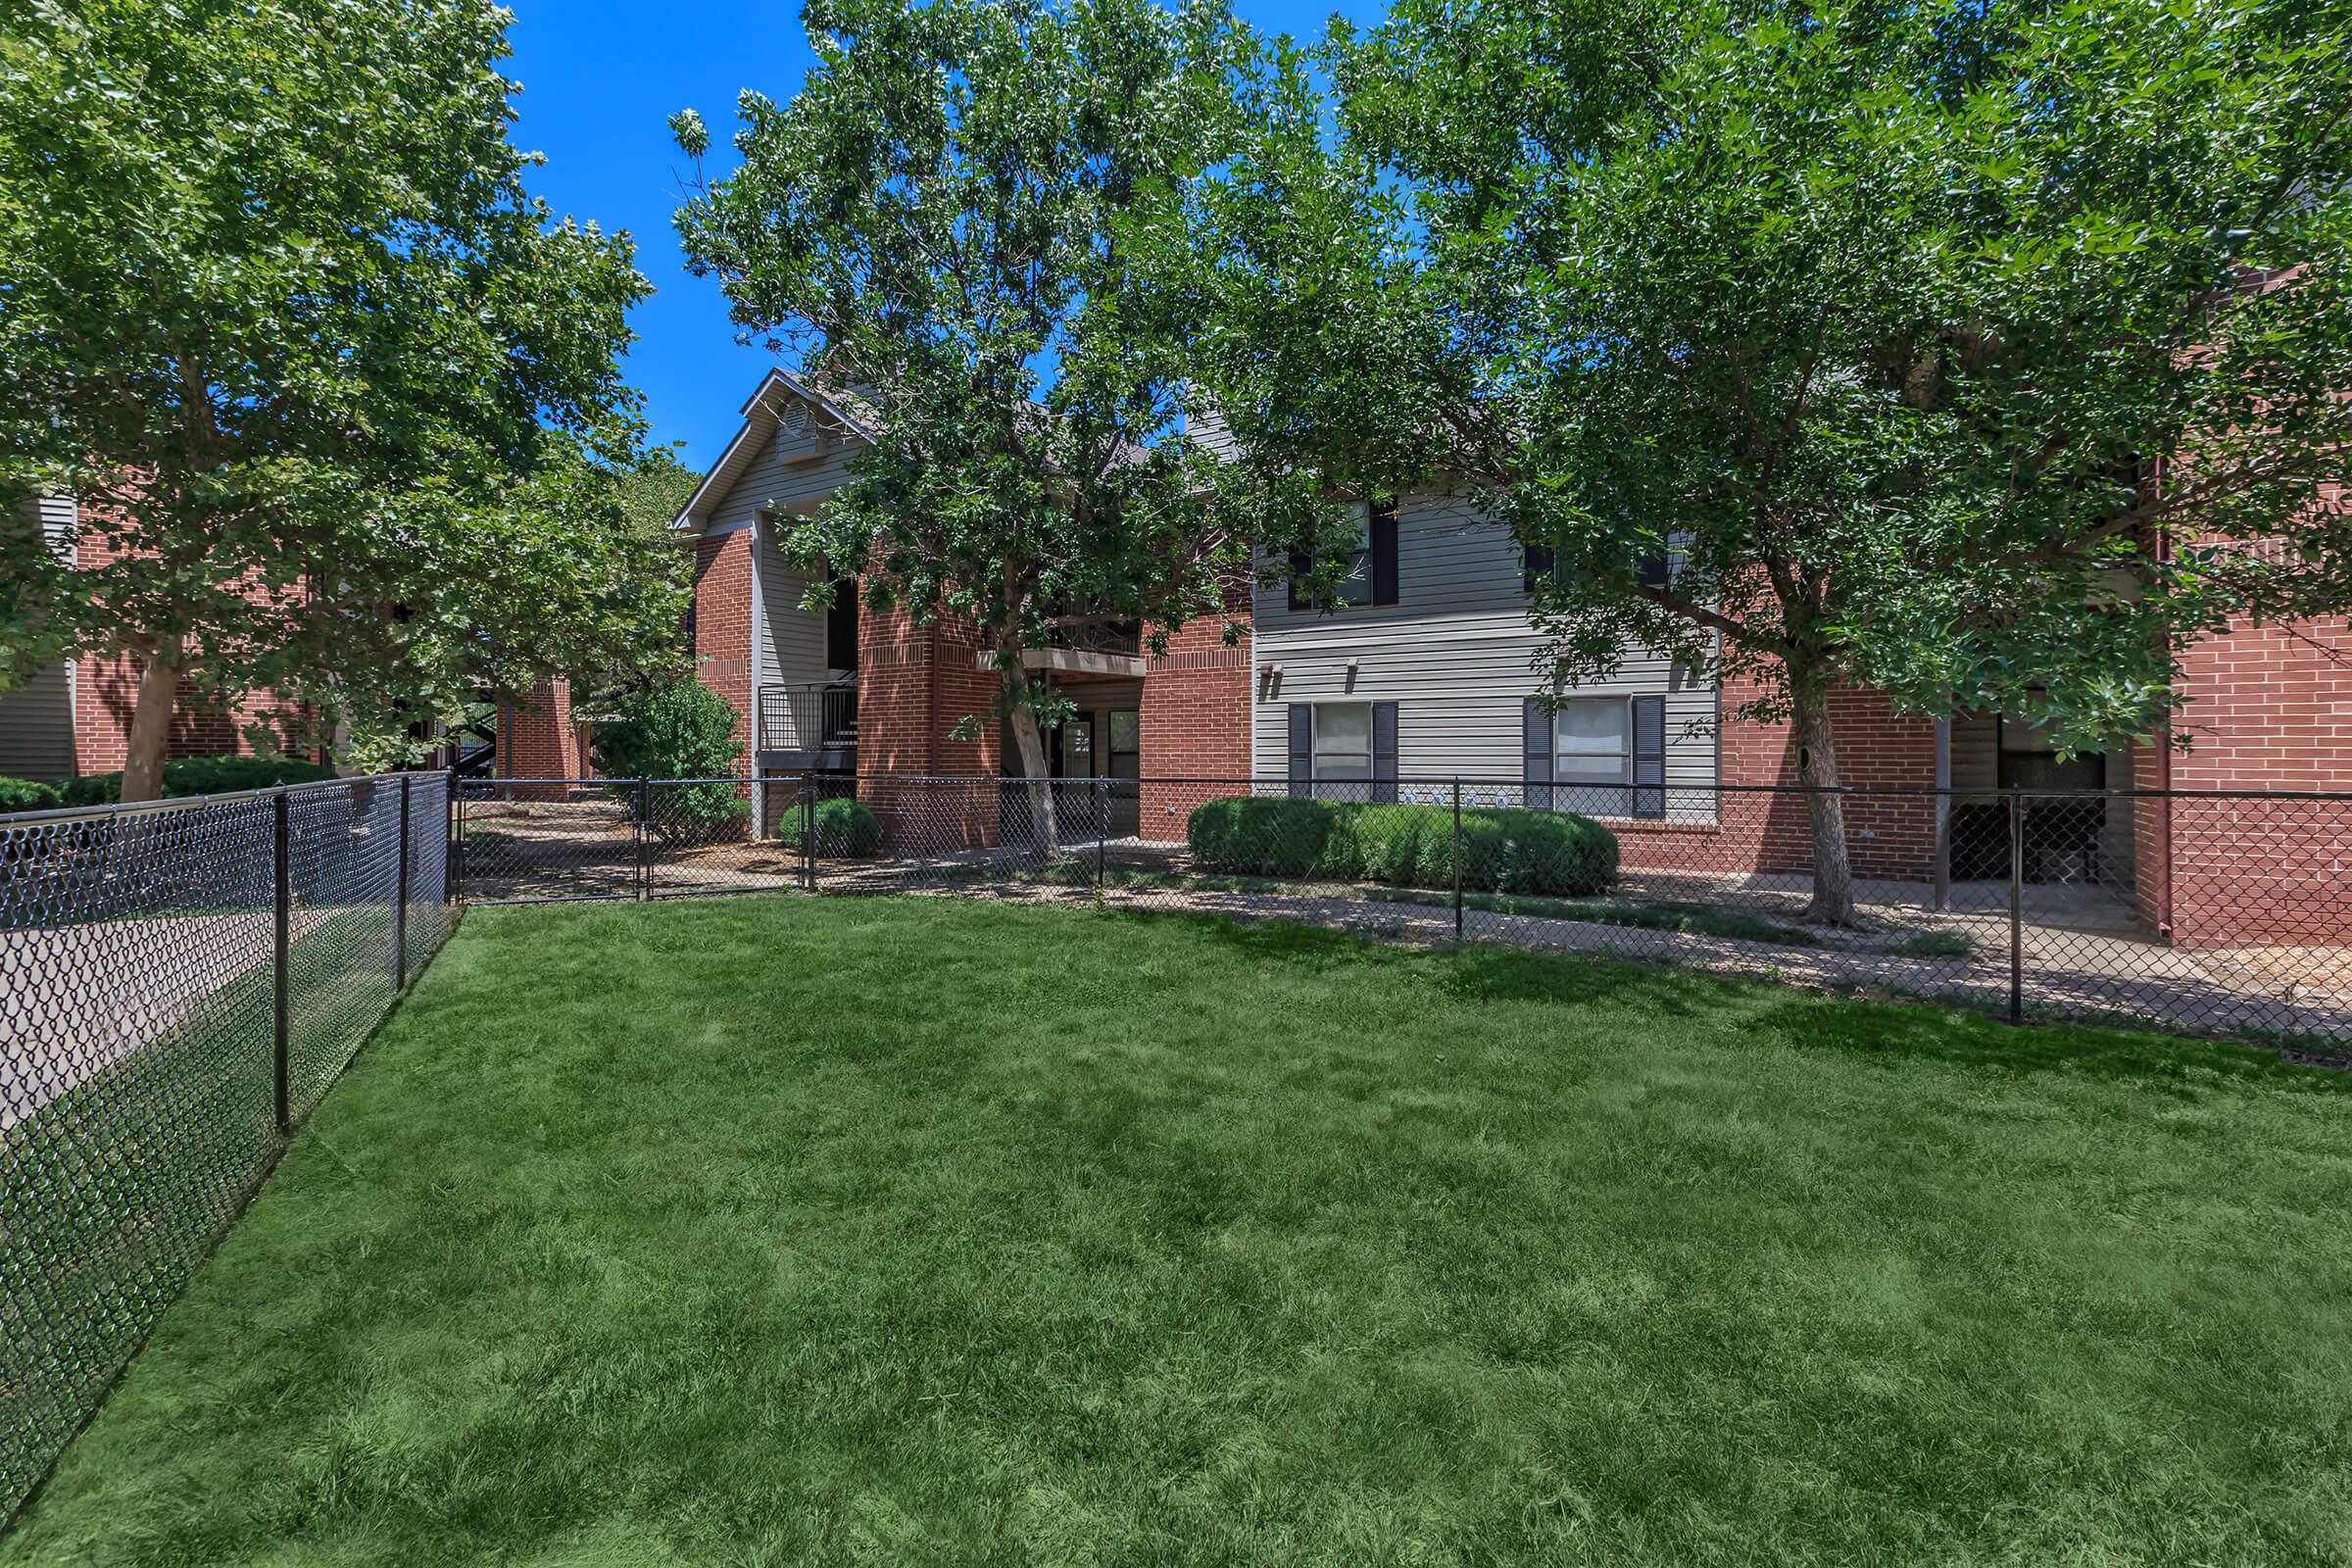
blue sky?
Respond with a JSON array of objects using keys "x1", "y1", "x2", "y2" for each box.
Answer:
[{"x1": 506, "y1": 0, "x2": 1378, "y2": 470}]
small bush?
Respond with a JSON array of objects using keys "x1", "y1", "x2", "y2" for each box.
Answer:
[
  {"x1": 0, "y1": 776, "x2": 62, "y2": 812},
  {"x1": 1188, "y1": 796, "x2": 1617, "y2": 897},
  {"x1": 593, "y1": 681, "x2": 750, "y2": 842},
  {"x1": 1351, "y1": 804, "x2": 1434, "y2": 885},
  {"x1": 1186, "y1": 796, "x2": 1358, "y2": 878},
  {"x1": 1452, "y1": 808, "x2": 1619, "y2": 897},
  {"x1": 775, "y1": 797, "x2": 882, "y2": 858},
  {"x1": 58, "y1": 755, "x2": 340, "y2": 807}
]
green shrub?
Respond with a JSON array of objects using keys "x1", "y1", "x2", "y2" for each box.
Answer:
[
  {"x1": 591, "y1": 681, "x2": 750, "y2": 842},
  {"x1": 58, "y1": 755, "x2": 339, "y2": 807},
  {"x1": 1350, "y1": 804, "x2": 1433, "y2": 885},
  {"x1": 774, "y1": 797, "x2": 882, "y2": 858},
  {"x1": 1186, "y1": 796, "x2": 1359, "y2": 878},
  {"x1": 1187, "y1": 796, "x2": 1618, "y2": 897},
  {"x1": 0, "y1": 776, "x2": 63, "y2": 812},
  {"x1": 1451, "y1": 808, "x2": 1618, "y2": 896}
]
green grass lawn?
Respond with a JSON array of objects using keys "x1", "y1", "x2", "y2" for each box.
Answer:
[{"x1": 8, "y1": 897, "x2": 2351, "y2": 1566}]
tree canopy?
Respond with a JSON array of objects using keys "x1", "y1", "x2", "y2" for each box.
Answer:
[
  {"x1": 1173, "y1": 0, "x2": 2352, "y2": 918},
  {"x1": 672, "y1": 0, "x2": 1331, "y2": 809},
  {"x1": 0, "y1": 0, "x2": 688, "y2": 795}
]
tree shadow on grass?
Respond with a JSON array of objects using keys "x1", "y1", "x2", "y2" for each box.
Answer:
[
  {"x1": 1743, "y1": 993, "x2": 2352, "y2": 1094},
  {"x1": 1102, "y1": 907, "x2": 1414, "y2": 969},
  {"x1": 1096, "y1": 906, "x2": 1730, "y2": 1022},
  {"x1": 1423, "y1": 942, "x2": 1726, "y2": 1020}
]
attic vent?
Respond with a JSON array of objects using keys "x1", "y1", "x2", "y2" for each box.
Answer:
[{"x1": 774, "y1": 399, "x2": 835, "y2": 465}]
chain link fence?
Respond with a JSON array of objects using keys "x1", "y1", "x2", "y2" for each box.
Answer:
[
  {"x1": 1, "y1": 772, "x2": 452, "y2": 1518},
  {"x1": 457, "y1": 773, "x2": 2352, "y2": 1054}
]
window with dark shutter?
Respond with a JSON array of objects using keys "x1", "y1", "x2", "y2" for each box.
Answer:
[
  {"x1": 1522, "y1": 542, "x2": 1555, "y2": 596},
  {"x1": 1631, "y1": 695, "x2": 1667, "y2": 818},
  {"x1": 1287, "y1": 704, "x2": 1312, "y2": 797},
  {"x1": 1637, "y1": 551, "x2": 1670, "y2": 589},
  {"x1": 1290, "y1": 501, "x2": 1393, "y2": 611},
  {"x1": 1523, "y1": 698, "x2": 1553, "y2": 811}
]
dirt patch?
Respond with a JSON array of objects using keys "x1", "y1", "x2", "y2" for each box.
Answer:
[{"x1": 2198, "y1": 946, "x2": 2352, "y2": 1006}]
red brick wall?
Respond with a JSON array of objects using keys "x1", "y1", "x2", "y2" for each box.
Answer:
[
  {"x1": 495, "y1": 679, "x2": 590, "y2": 802},
  {"x1": 2141, "y1": 613, "x2": 2352, "y2": 947},
  {"x1": 693, "y1": 531, "x2": 755, "y2": 761},
  {"x1": 67, "y1": 505, "x2": 311, "y2": 775},
  {"x1": 1138, "y1": 586, "x2": 1252, "y2": 841},
  {"x1": 854, "y1": 602, "x2": 1001, "y2": 849},
  {"x1": 1607, "y1": 664, "x2": 1942, "y2": 883}
]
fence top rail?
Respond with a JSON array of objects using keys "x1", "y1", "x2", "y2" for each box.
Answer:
[
  {"x1": 457, "y1": 773, "x2": 2352, "y2": 804},
  {"x1": 0, "y1": 770, "x2": 431, "y2": 831}
]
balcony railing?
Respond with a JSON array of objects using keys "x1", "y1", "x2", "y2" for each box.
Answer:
[
  {"x1": 1043, "y1": 622, "x2": 1142, "y2": 659},
  {"x1": 759, "y1": 680, "x2": 858, "y2": 759}
]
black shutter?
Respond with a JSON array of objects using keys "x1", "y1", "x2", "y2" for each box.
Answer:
[
  {"x1": 1372, "y1": 702, "x2": 1398, "y2": 804},
  {"x1": 1369, "y1": 501, "x2": 1399, "y2": 606},
  {"x1": 1524, "y1": 699, "x2": 1553, "y2": 811},
  {"x1": 1286, "y1": 548, "x2": 1311, "y2": 612},
  {"x1": 1522, "y1": 542, "x2": 1555, "y2": 596},
  {"x1": 1637, "y1": 551, "x2": 1670, "y2": 589},
  {"x1": 1288, "y1": 704, "x2": 1312, "y2": 798},
  {"x1": 1632, "y1": 695, "x2": 1666, "y2": 818}
]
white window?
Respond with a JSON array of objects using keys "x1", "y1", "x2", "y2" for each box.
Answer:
[
  {"x1": 1330, "y1": 501, "x2": 1374, "y2": 607},
  {"x1": 1314, "y1": 702, "x2": 1373, "y2": 780},
  {"x1": 1555, "y1": 698, "x2": 1631, "y2": 786}
]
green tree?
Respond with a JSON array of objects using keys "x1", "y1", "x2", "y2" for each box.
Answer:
[
  {"x1": 614, "y1": 445, "x2": 703, "y2": 547},
  {"x1": 589, "y1": 679, "x2": 751, "y2": 841},
  {"x1": 0, "y1": 0, "x2": 688, "y2": 800},
  {"x1": 671, "y1": 0, "x2": 1314, "y2": 840},
  {"x1": 1180, "y1": 0, "x2": 2352, "y2": 921}
]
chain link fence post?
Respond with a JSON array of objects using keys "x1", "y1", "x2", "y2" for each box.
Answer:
[
  {"x1": 635, "y1": 778, "x2": 650, "y2": 903},
  {"x1": 2008, "y1": 788, "x2": 2026, "y2": 1026},
  {"x1": 395, "y1": 773, "x2": 411, "y2": 988},
  {"x1": 449, "y1": 768, "x2": 466, "y2": 906},
  {"x1": 1453, "y1": 778, "x2": 1465, "y2": 942},
  {"x1": 271, "y1": 789, "x2": 292, "y2": 1134},
  {"x1": 1096, "y1": 777, "x2": 1107, "y2": 892},
  {"x1": 801, "y1": 773, "x2": 817, "y2": 894}
]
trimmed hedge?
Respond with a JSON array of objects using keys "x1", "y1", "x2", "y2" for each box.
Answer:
[
  {"x1": 775, "y1": 797, "x2": 882, "y2": 858},
  {"x1": 58, "y1": 755, "x2": 340, "y2": 808},
  {"x1": 1187, "y1": 796, "x2": 1617, "y2": 897},
  {"x1": 0, "y1": 777, "x2": 63, "y2": 813}
]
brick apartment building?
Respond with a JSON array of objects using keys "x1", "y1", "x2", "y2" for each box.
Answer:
[
  {"x1": 0, "y1": 496, "x2": 317, "y2": 784},
  {"x1": 647, "y1": 368, "x2": 2350, "y2": 949}
]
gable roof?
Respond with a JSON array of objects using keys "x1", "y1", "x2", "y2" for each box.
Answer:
[{"x1": 668, "y1": 368, "x2": 878, "y2": 537}]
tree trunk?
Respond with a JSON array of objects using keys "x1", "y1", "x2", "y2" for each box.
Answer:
[
  {"x1": 119, "y1": 636, "x2": 184, "y2": 805},
  {"x1": 1001, "y1": 661, "x2": 1058, "y2": 853},
  {"x1": 1789, "y1": 679, "x2": 1858, "y2": 925}
]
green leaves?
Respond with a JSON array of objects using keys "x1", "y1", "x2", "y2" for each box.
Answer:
[
  {"x1": 1199, "y1": 0, "x2": 2352, "y2": 757},
  {"x1": 0, "y1": 0, "x2": 683, "y2": 771},
  {"x1": 675, "y1": 0, "x2": 1300, "y2": 752}
]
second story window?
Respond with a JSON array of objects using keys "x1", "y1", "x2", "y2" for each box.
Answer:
[
  {"x1": 1523, "y1": 539, "x2": 1673, "y2": 595},
  {"x1": 1289, "y1": 499, "x2": 1399, "y2": 611}
]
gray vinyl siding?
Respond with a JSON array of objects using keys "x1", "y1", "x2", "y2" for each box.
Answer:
[
  {"x1": 1250, "y1": 487, "x2": 1720, "y2": 819},
  {"x1": 0, "y1": 498, "x2": 79, "y2": 781},
  {"x1": 755, "y1": 522, "x2": 834, "y2": 689},
  {"x1": 700, "y1": 397, "x2": 864, "y2": 692},
  {"x1": 704, "y1": 422, "x2": 862, "y2": 538}
]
